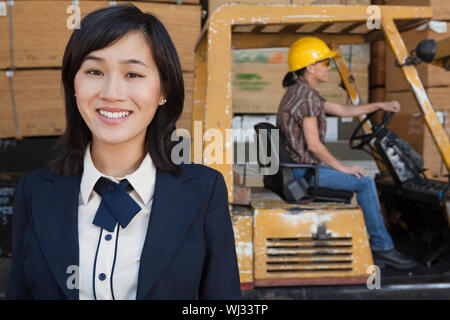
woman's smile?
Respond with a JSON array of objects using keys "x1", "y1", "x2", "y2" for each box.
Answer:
[{"x1": 96, "y1": 107, "x2": 134, "y2": 126}]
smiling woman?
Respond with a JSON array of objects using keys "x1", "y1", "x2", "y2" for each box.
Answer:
[
  {"x1": 73, "y1": 30, "x2": 165, "y2": 175},
  {"x1": 6, "y1": 4, "x2": 242, "y2": 300},
  {"x1": 54, "y1": 5, "x2": 184, "y2": 177}
]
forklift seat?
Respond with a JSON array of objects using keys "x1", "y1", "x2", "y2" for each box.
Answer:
[{"x1": 254, "y1": 122, "x2": 353, "y2": 204}]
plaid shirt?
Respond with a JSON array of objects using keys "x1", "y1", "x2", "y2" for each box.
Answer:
[{"x1": 276, "y1": 77, "x2": 327, "y2": 165}]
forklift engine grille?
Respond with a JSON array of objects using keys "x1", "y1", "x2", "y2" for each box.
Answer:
[
  {"x1": 252, "y1": 203, "x2": 373, "y2": 286},
  {"x1": 266, "y1": 237, "x2": 353, "y2": 273}
]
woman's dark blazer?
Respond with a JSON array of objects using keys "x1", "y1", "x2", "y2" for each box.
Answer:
[{"x1": 6, "y1": 163, "x2": 242, "y2": 300}]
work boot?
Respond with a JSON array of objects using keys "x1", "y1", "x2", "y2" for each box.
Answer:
[{"x1": 372, "y1": 249, "x2": 418, "y2": 270}]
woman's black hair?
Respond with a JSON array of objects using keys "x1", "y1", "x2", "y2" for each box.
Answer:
[
  {"x1": 282, "y1": 68, "x2": 306, "y2": 88},
  {"x1": 49, "y1": 3, "x2": 183, "y2": 176}
]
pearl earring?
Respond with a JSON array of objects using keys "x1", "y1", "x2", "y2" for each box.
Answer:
[{"x1": 159, "y1": 99, "x2": 167, "y2": 105}]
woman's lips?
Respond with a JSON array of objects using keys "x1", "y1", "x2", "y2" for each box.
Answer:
[{"x1": 96, "y1": 109, "x2": 133, "y2": 125}]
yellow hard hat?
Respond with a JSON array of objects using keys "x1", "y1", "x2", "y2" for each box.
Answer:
[{"x1": 288, "y1": 36, "x2": 336, "y2": 72}]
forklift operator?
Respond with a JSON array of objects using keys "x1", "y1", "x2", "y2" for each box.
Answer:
[{"x1": 276, "y1": 36, "x2": 417, "y2": 270}]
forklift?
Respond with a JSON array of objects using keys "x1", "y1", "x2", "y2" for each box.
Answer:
[{"x1": 191, "y1": 4, "x2": 450, "y2": 298}]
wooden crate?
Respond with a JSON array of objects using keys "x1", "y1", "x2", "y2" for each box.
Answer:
[
  {"x1": 0, "y1": 69, "x2": 195, "y2": 139},
  {"x1": 0, "y1": 1, "x2": 201, "y2": 72},
  {"x1": 0, "y1": 1, "x2": 109, "y2": 69},
  {"x1": 0, "y1": 69, "x2": 66, "y2": 139},
  {"x1": 385, "y1": 22, "x2": 450, "y2": 92},
  {"x1": 0, "y1": 1, "x2": 10, "y2": 70},
  {"x1": 384, "y1": 0, "x2": 450, "y2": 20}
]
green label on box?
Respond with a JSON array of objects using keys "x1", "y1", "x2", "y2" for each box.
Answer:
[
  {"x1": 234, "y1": 73, "x2": 270, "y2": 91},
  {"x1": 236, "y1": 73, "x2": 263, "y2": 80}
]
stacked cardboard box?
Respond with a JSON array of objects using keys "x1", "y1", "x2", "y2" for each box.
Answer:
[
  {"x1": 0, "y1": 1, "x2": 201, "y2": 139},
  {"x1": 384, "y1": 21, "x2": 450, "y2": 178}
]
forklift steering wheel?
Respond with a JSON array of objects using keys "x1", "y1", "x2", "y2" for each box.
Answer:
[{"x1": 349, "y1": 111, "x2": 395, "y2": 149}]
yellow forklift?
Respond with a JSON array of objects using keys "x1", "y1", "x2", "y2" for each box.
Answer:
[{"x1": 191, "y1": 4, "x2": 450, "y2": 298}]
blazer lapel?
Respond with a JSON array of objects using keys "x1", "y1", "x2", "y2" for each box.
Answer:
[
  {"x1": 31, "y1": 170, "x2": 80, "y2": 300},
  {"x1": 136, "y1": 168, "x2": 202, "y2": 299}
]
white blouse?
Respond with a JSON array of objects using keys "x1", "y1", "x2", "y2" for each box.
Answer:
[{"x1": 77, "y1": 143, "x2": 156, "y2": 300}]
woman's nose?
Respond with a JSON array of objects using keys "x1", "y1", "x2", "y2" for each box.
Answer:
[{"x1": 98, "y1": 74, "x2": 126, "y2": 101}]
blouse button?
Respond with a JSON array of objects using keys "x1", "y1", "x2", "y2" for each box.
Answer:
[
  {"x1": 98, "y1": 273, "x2": 106, "y2": 281},
  {"x1": 104, "y1": 234, "x2": 112, "y2": 241}
]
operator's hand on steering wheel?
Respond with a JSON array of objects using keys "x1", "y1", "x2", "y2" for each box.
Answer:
[
  {"x1": 378, "y1": 100, "x2": 400, "y2": 113},
  {"x1": 337, "y1": 164, "x2": 368, "y2": 179}
]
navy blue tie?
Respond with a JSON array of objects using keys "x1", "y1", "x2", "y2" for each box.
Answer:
[{"x1": 92, "y1": 177, "x2": 141, "y2": 232}]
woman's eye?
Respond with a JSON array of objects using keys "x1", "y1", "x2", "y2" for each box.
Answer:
[
  {"x1": 126, "y1": 72, "x2": 142, "y2": 78},
  {"x1": 87, "y1": 69, "x2": 102, "y2": 76}
]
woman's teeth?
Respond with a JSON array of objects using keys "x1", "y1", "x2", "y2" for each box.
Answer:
[{"x1": 98, "y1": 109, "x2": 130, "y2": 119}]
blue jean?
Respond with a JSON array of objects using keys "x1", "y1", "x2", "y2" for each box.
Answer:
[{"x1": 292, "y1": 165, "x2": 394, "y2": 252}]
